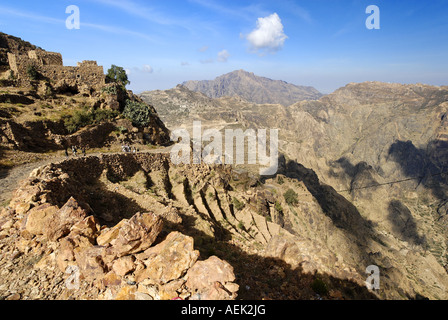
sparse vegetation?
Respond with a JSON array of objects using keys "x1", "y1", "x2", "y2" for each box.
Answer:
[
  {"x1": 233, "y1": 197, "x2": 245, "y2": 211},
  {"x1": 277, "y1": 175, "x2": 284, "y2": 185},
  {"x1": 0, "y1": 159, "x2": 15, "y2": 169},
  {"x1": 284, "y1": 188, "x2": 299, "y2": 206},
  {"x1": 274, "y1": 201, "x2": 283, "y2": 214},
  {"x1": 26, "y1": 64, "x2": 39, "y2": 80},
  {"x1": 311, "y1": 277, "x2": 328, "y2": 296},
  {"x1": 63, "y1": 107, "x2": 119, "y2": 133}
]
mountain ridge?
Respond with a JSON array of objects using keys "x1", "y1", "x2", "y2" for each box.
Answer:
[{"x1": 181, "y1": 69, "x2": 323, "y2": 106}]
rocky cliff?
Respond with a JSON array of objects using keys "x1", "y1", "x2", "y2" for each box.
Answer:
[
  {"x1": 0, "y1": 152, "x2": 379, "y2": 300},
  {"x1": 2, "y1": 148, "x2": 448, "y2": 300},
  {"x1": 140, "y1": 81, "x2": 448, "y2": 299}
]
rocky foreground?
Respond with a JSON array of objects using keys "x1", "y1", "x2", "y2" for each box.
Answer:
[
  {"x1": 0, "y1": 151, "x2": 380, "y2": 300},
  {"x1": 0, "y1": 154, "x2": 239, "y2": 300}
]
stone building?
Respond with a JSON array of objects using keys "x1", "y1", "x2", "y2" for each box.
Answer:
[{"x1": 7, "y1": 49, "x2": 105, "y2": 91}]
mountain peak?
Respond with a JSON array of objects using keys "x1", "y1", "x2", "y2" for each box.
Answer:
[
  {"x1": 231, "y1": 69, "x2": 253, "y2": 75},
  {"x1": 182, "y1": 70, "x2": 322, "y2": 106}
]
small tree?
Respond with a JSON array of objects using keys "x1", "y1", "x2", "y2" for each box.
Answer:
[
  {"x1": 284, "y1": 188, "x2": 299, "y2": 206},
  {"x1": 106, "y1": 65, "x2": 130, "y2": 87}
]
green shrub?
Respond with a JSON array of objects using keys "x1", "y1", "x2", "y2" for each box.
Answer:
[
  {"x1": 123, "y1": 100, "x2": 154, "y2": 127},
  {"x1": 284, "y1": 188, "x2": 299, "y2": 206},
  {"x1": 64, "y1": 107, "x2": 118, "y2": 133},
  {"x1": 101, "y1": 85, "x2": 118, "y2": 95},
  {"x1": 232, "y1": 197, "x2": 245, "y2": 211},
  {"x1": 274, "y1": 201, "x2": 283, "y2": 214},
  {"x1": 64, "y1": 109, "x2": 91, "y2": 133},
  {"x1": 117, "y1": 126, "x2": 127, "y2": 134},
  {"x1": 26, "y1": 65, "x2": 39, "y2": 80},
  {"x1": 311, "y1": 277, "x2": 328, "y2": 296},
  {"x1": 277, "y1": 175, "x2": 284, "y2": 185},
  {"x1": 93, "y1": 108, "x2": 118, "y2": 122}
]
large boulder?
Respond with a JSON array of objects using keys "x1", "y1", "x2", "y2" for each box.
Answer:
[
  {"x1": 74, "y1": 245, "x2": 108, "y2": 281},
  {"x1": 112, "y1": 256, "x2": 135, "y2": 277},
  {"x1": 186, "y1": 256, "x2": 238, "y2": 300},
  {"x1": 99, "y1": 212, "x2": 163, "y2": 257},
  {"x1": 46, "y1": 197, "x2": 90, "y2": 241},
  {"x1": 134, "y1": 231, "x2": 199, "y2": 284},
  {"x1": 24, "y1": 203, "x2": 58, "y2": 235}
]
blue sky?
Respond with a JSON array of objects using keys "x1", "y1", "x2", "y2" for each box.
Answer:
[{"x1": 1, "y1": 0, "x2": 447, "y2": 93}]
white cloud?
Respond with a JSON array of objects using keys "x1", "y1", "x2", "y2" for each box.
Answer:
[
  {"x1": 217, "y1": 50, "x2": 230, "y2": 62},
  {"x1": 198, "y1": 45, "x2": 209, "y2": 52},
  {"x1": 245, "y1": 13, "x2": 288, "y2": 53},
  {"x1": 143, "y1": 64, "x2": 154, "y2": 73},
  {"x1": 181, "y1": 61, "x2": 190, "y2": 66}
]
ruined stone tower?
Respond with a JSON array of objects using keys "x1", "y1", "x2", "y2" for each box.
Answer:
[{"x1": 7, "y1": 48, "x2": 105, "y2": 91}]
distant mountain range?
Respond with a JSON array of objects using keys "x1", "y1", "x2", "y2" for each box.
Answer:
[{"x1": 181, "y1": 69, "x2": 322, "y2": 106}]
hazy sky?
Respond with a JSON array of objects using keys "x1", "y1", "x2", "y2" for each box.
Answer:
[{"x1": 1, "y1": 0, "x2": 447, "y2": 93}]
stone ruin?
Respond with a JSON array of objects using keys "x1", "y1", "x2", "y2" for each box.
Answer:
[{"x1": 7, "y1": 49, "x2": 105, "y2": 92}]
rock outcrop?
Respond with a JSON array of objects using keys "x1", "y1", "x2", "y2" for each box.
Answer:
[{"x1": 0, "y1": 153, "x2": 241, "y2": 300}]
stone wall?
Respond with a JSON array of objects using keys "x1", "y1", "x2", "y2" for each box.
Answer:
[
  {"x1": 28, "y1": 50, "x2": 63, "y2": 66},
  {"x1": 7, "y1": 49, "x2": 105, "y2": 91}
]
